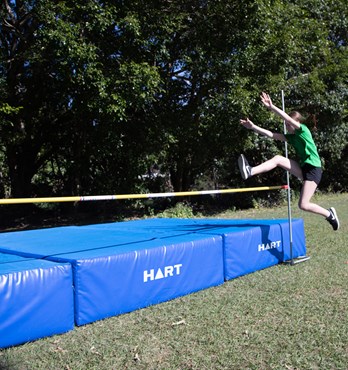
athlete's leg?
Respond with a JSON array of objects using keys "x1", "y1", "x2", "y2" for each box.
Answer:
[
  {"x1": 298, "y1": 180, "x2": 330, "y2": 217},
  {"x1": 251, "y1": 155, "x2": 303, "y2": 180}
]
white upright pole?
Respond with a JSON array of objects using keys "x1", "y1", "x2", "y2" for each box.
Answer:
[
  {"x1": 281, "y1": 90, "x2": 310, "y2": 265},
  {"x1": 281, "y1": 90, "x2": 294, "y2": 265}
]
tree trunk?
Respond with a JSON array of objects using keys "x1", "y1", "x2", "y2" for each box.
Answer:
[{"x1": 6, "y1": 143, "x2": 37, "y2": 198}]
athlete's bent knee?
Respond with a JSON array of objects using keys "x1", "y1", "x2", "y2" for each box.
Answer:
[{"x1": 298, "y1": 199, "x2": 310, "y2": 211}]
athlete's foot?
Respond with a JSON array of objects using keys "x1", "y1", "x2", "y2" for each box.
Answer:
[
  {"x1": 326, "y1": 207, "x2": 340, "y2": 231},
  {"x1": 238, "y1": 154, "x2": 252, "y2": 180}
]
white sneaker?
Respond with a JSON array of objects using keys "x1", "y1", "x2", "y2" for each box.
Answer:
[
  {"x1": 326, "y1": 207, "x2": 340, "y2": 231},
  {"x1": 238, "y1": 154, "x2": 252, "y2": 180}
]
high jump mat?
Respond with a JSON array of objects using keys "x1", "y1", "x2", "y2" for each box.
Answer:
[
  {"x1": 0, "y1": 217, "x2": 306, "y2": 347},
  {"x1": 0, "y1": 252, "x2": 74, "y2": 348}
]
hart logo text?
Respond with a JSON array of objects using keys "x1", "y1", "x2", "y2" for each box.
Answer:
[
  {"x1": 144, "y1": 264, "x2": 183, "y2": 282},
  {"x1": 258, "y1": 240, "x2": 281, "y2": 252}
]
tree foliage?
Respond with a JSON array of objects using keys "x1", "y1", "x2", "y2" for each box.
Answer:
[{"x1": 0, "y1": 0, "x2": 347, "y2": 207}]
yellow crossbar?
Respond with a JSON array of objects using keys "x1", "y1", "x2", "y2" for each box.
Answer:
[{"x1": 0, "y1": 185, "x2": 288, "y2": 205}]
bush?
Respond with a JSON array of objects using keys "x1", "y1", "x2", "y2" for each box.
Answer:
[{"x1": 156, "y1": 202, "x2": 200, "y2": 218}]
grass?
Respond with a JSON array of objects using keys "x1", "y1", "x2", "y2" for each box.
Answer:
[{"x1": 0, "y1": 192, "x2": 347, "y2": 370}]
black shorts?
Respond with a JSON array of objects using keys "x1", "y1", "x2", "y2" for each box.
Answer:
[{"x1": 301, "y1": 164, "x2": 322, "y2": 185}]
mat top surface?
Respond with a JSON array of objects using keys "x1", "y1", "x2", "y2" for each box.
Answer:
[
  {"x1": 0, "y1": 252, "x2": 68, "y2": 274},
  {"x1": 0, "y1": 218, "x2": 295, "y2": 260},
  {"x1": 79, "y1": 217, "x2": 292, "y2": 230},
  {"x1": 0, "y1": 226, "x2": 222, "y2": 260}
]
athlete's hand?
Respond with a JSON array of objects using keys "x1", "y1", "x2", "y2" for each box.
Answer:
[
  {"x1": 240, "y1": 118, "x2": 254, "y2": 129},
  {"x1": 261, "y1": 92, "x2": 273, "y2": 109}
]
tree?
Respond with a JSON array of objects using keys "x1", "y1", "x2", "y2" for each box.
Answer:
[
  {"x1": 0, "y1": 0, "x2": 162, "y2": 198},
  {"x1": 1, "y1": 0, "x2": 347, "y2": 207}
]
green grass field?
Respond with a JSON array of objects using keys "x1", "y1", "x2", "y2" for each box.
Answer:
[{"x1": 1, "y1": 193, "x2": 347, "y2": 370}]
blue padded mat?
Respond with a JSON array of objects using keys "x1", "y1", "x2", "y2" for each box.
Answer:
[
  {"x1": 0, "y1": 253, "x2": 74, "y2": 348},
  {"x1": 0, "y1": 227, "x2": 224, "y2": 326},
  {"x1": 79, "y1": 218, "x2": 306, "y2": 279},
  {"x1": 0, "y1": 218, "x2": 306, "y2": 328},
  {"x1": 0, "y1": 227, "x2": 160, "y2": 258},
  {"x1": 0, "y1": 222, "x2": 209, "y2": 258},
  {"x1": 179, "y1": 218, "x2": 306, "y2": 279},
  {"x1": 77, "y1": 218, "x2": 306, "y2": 279},
  {"x1": 199, "y1": 218, "x2": 306, "y2": 279},
  {"x1": 69, "y1": 233, "x2": 223, "y2": 325}
]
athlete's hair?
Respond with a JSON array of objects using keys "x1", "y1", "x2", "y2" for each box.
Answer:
[{"x1": 289, "y1": 111, "x2": 305, "y2": 123}]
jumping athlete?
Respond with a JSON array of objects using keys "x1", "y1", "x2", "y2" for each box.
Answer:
[{"x1": 238, "y1": 92, "x2": 339, "y2": 231}]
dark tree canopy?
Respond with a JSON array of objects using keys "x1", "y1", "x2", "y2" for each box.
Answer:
[{"x1": 1, "y1": 0, "x2": 347, "y2": 208}]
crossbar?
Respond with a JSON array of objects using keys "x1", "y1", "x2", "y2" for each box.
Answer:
[{"x1": 0, "y1": 185, "x2": 288, "y2": 205}]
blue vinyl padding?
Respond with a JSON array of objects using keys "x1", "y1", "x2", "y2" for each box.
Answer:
[
  {"x1": 172, "y1": 218, "x2": 306, "y2": 279},
  {"x1": 0, "y1": 227, "x2": 161, "y2": 258},
  {"x1": 0, "y1": 228, "x2": 224, "y2": 326},
  {"x1": 0, "y1": 253, "x2": 74, "y2": 348},
  {"x1": 0, "y1": 217, "x2": 306, "y2": 335},
  {"x1": 198, "y1": 219, "x2": 306, "y2": 279},
  {"x1": 71, "y1": 234, "x2": 223, "y2": 325},
  {"x1": 80, "y1": 217, "x2": 306, "y2": 279},
  {"x1": 80, "y1": 218, "x2": 306, "y2": 279}
]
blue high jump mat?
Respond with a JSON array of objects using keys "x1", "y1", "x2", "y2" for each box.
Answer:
[
  {"x1": 78, "y1": 217, "x2": 306, "y2": 279},
  {"x1": 0, "y1": 217, "x2": 306, "y2": 330},
  {"x1": 0, "y1": 226, "x2": 224, "y2": 326},
  {"x1": 0, "y1": 252, "x2": 74, "y2": 348}
]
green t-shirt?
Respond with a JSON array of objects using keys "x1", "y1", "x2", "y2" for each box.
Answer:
[{"x1": 285, "y1": 124, "x2": 321, "y2": 168}]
